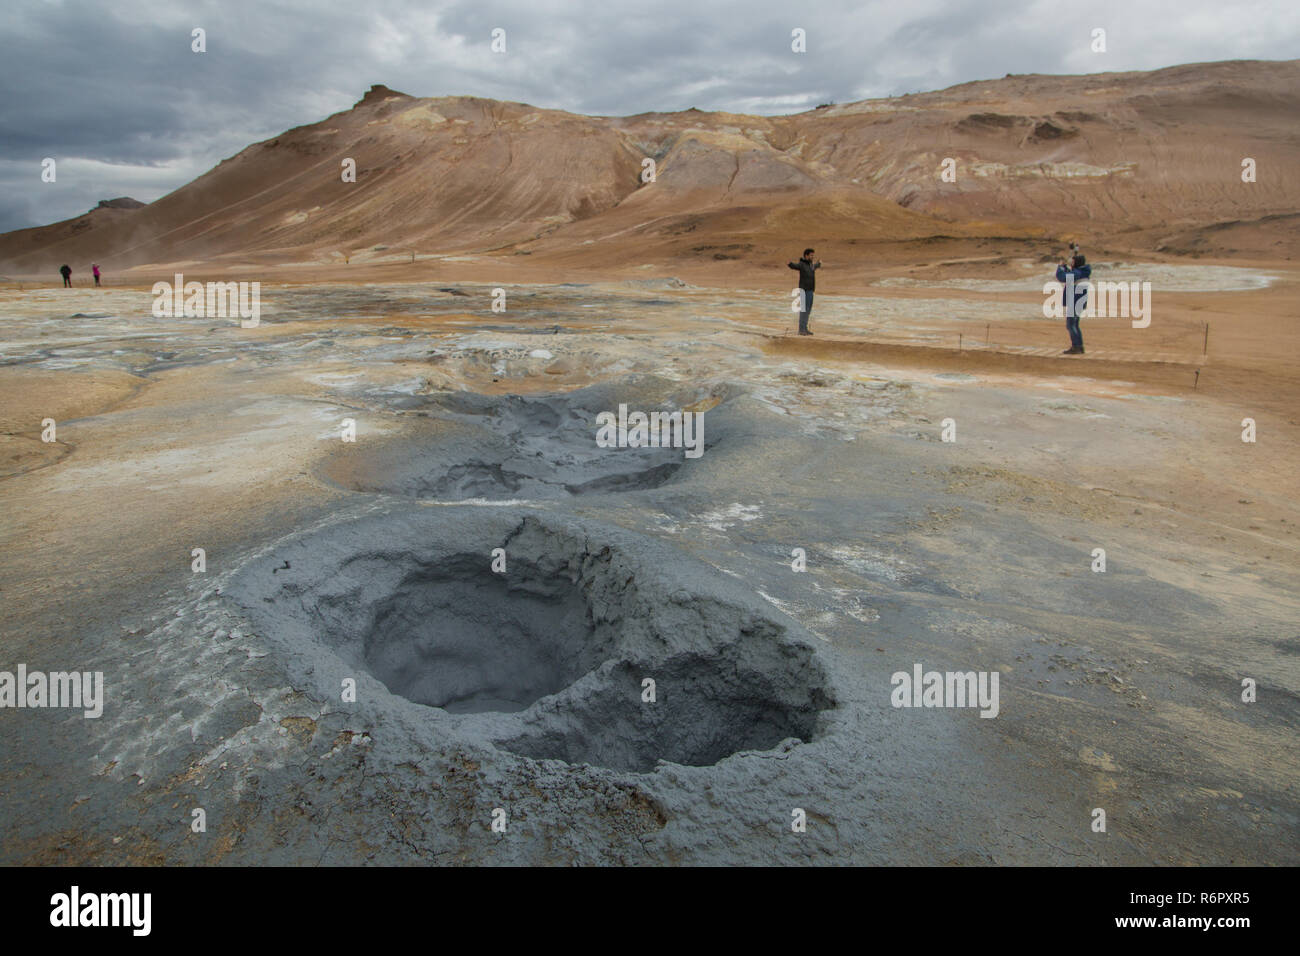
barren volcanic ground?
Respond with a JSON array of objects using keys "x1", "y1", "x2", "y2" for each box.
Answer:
[{"x1": 0, "y1": 260, "x2": 1297, "y2": 864}]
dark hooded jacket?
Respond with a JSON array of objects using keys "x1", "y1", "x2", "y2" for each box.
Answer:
[
  {"x1": 1055, "y1": 262, "x2": 1092, "y2": 317},
  {"x1": 788, "y1": 258, "x2": 820, "y2": 291}
]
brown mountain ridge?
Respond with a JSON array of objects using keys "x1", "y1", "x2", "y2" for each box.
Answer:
[{"x1": 2, "y1": 58, "x2": 1296, "y2": 275}]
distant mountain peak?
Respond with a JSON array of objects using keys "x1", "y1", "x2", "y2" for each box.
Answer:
[
  {"x1": 356, "y1": 84, "x2": 413, "y2": 108},
  {"x1": 96, "y1": 197, "x2": 144, "y2": 211}
]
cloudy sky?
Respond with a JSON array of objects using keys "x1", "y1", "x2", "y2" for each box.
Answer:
[{"x1": 2, "y1": 0, "x2": 1297, "y2": 233}]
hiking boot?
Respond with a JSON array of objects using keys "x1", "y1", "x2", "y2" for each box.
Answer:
[{"x1": 1062, "y1": 347, "x2": 1081, "y2": 354}]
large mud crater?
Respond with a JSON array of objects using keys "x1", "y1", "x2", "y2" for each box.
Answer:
[
  {"x1": 228, "y1": 510, "x2": 835, "y2": 773},
  {"x1": 362, "y1": 553, "x2": 600, "y2": 714}
]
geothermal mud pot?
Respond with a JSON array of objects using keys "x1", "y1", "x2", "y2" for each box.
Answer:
[
  {"x1": 226, "y1": 509, "x2": 838, "y2": 774},
  {"x1": 322, "y1": 381, "x2": 733, "y2": 500}
]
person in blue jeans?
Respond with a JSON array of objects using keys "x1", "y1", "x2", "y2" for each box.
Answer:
[
  {"x1": 788, "y1": 248, "x2": 821, "y2": 335},
  {"x1": 1055, "y1": 253, "x2": 1091, "y2": 354}
]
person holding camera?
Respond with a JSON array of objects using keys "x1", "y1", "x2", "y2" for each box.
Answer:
[{"x1": 1055, "y1": 248, "x2": 1091, "y2": 354}]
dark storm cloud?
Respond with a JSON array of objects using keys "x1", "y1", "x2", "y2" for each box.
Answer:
[{"x1": 0, "y1": 0, "x2": 1296, "y2": 232}]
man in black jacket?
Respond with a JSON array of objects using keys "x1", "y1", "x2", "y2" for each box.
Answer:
[{"x1": 788, "y1": 248, "x2": 821, "y2": 335}]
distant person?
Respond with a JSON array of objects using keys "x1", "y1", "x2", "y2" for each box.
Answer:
[
  {"x1": 92, "y1": 264, "x2": 101, "y2": 286},
  {"x1": 1055, "y1": 252, "x2": 1091, "y2": 354},
  {"x1": 59, "y1": 264, "x2": 72, "y2": 288},
  {"x1": 787, "y1": 248, "x2": 822, "y2": 335}
]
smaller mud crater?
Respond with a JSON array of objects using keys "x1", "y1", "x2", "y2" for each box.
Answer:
[{"x1": 323, "y1": 381, "x2": 730, "y2": 500}]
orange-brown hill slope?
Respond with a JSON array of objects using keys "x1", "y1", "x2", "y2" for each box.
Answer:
[{"x1": 2, "y1": 59, "x2": 1296, "y2": 274}]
